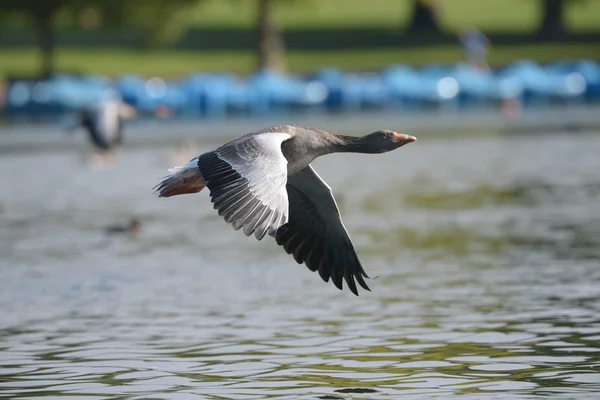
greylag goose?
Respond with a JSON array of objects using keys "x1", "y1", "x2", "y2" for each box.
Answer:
[
  {"x1": 154, "y1": 125, "x2": 416, "y2": 295},
  {"x1": 68, "y1": 101, "x2": 137, "y2": 153}
]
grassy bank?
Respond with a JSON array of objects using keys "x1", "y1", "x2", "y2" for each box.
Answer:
[
  {"x1": 1, "y1": 43, "x2": 598, "y2": 78},
  {"x1": 2, "y1": 0, "x2": 599, "y2": 79},
  {"x1": 188, "y1": 0, "x2": 600, "y2": 32},
  {"x1": 4, "y1": 0, "x2": 599, "y2": 32}
]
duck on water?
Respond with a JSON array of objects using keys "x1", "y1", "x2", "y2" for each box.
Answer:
[{"x1": 154, "y1": 125, "x2": 417, "y2": 295}]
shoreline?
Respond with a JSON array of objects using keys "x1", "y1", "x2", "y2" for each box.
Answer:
[{"x1": 1, "y1": 105, "x2": 599, "y2": 153}]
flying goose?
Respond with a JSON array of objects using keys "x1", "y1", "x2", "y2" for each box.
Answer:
[
  {"x1": 154, "y1": 125, "x2": 417, "y2": 295},
  {"x1": 68, "y1": 101, "x2": 137, "y2": 153}
]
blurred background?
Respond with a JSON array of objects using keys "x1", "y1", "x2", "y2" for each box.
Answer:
[
  {"x1": 1, "y1": 1, "x2": 600, "y2": 399},
  {"x1": 0, "y1": 0, "x2": 599, "y2": 123}
]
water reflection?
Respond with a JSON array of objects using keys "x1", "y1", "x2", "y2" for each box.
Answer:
[
  {"x1": 2, "y1": 308, "x2": 599, "y2": 398},
  {"x1": 1, "y1": 132, "x2": 600, "y2": 398},
  {"x1": 360, "y1": 174, "x2": 600, "y2": 261}
]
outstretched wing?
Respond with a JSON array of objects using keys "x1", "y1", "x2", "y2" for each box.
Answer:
[
  {"x1": 198, "y1": 132, "x2": 291, "y2": 240},
  {"x1": 275, "y1": 165, "x2": 370, "y2": 296}
]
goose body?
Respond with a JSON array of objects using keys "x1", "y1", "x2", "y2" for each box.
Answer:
[
  {"x1": 69, "y1": 101, "x2": 137, "y2": 152},
  {"x1": 154, "y1": 125, "x2": 416, "y2": 295}
]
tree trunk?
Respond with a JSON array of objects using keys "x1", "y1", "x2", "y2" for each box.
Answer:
[
  {"x1": 537, "y1": 0, "x2": 567, "y2": 40},
  {"x1": 406, "y1": 0, "x2": 442, "y2": 35},
  {"x1": 32, "y1": 9, "x2": 56, "y2": 79},
  {"x1": 256, "y1": 0, "x2": 285, "y2": 72}
]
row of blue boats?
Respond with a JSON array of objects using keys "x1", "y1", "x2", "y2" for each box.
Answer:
[{"x1": 3, "y1": 60, "x2": 600, "y2": 117}]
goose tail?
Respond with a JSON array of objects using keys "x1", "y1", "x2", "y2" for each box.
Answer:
[{"x1": 154, "y1": 157, "x2": 206, "y2": 198}]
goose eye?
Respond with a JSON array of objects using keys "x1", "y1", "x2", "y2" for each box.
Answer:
[{"x1": 382, "y1": 132, "x2": 389, "y2": 139}]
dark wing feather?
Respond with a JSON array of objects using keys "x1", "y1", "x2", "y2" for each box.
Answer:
[
  {"x1": 113, "y1": 118, "x2": 124, "y2": 146},
  {"x1": 198, "y1": 132, "x2": 290, "y2": 240},
  {"x1": 274, "y1": 166, "x2": 370, "y2": 296}
]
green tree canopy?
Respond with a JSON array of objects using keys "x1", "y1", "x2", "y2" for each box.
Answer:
[{"x1": 0, "y1": 0, "x2": 200, "y2": 77}]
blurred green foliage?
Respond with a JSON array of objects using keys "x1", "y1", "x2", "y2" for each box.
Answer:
[
  {"x1": 0, "y1": 0, "x2": 201, "y2": 44},
  {"x1": 2, "y1": 0, "x2": 599, "y2": 34},
  {"x1": 0, "y1": 43, "x2": 597, "y2": 77},
  {"x1": 0, "y1": 0, "x2": 201, "y2": 75},
  {"x1": 0, "y1": 0, "x2": 598, "y2": 77},
  {"x1": 184, "y1": 0, "x2": 598, "y2": 32}
]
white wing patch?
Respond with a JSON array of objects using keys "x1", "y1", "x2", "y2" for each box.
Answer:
[
  {"x1": 98, "y1": 102, "x2": 120, "y2": 142},
  {"x1": 220, "y1": 132, "x2": 290, "y2": 218},
  {"x1": 199, "y1": 132, "x2": 292, "y2": 240}
]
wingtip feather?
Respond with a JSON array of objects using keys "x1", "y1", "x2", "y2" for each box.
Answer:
[
  {"x1": 356, "y1": 274, "x2": 371, "y2": 292},
  {"x1": 345, "y1": 273, "x2": 359, "y2": 296}
]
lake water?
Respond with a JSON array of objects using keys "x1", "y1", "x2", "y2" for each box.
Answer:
[{"x1": 1, "y1": 130, "x2": 600, "y2": 399}]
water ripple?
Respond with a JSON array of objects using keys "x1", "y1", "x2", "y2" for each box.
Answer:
[{"x1": 1, "y1": 133, "x2": 600, "y2": 398}]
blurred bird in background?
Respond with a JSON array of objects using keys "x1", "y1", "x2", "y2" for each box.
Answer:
[
  {"x1": 104, "y1": 218, "x2": 142, "y2": 237},
  {"x1": 67, "y1": 99, "x2": 137, "y2": 169}
]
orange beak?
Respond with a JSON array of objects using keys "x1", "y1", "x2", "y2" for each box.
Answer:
[{"x1": 392, "y1": 132, "x2": 417, "y2": 145}]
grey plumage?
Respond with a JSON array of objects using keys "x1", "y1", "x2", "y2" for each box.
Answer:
[
  {"x1": 72, "y1": 101, "x2": 137, "y2": 151},
  {"x1": 156, "y1": 124, "x2": 417, "y2": 295},
  {"x1": 199, "y1": 130, "x2": 290, "y2": 240}
]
